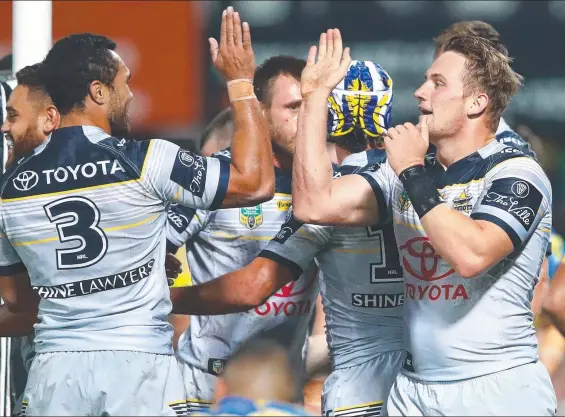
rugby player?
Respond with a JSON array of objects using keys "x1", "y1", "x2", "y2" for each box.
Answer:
[
  {"x1": 0, "y1": 6, "x2": 275, "y2": 416},
  {"x1": 168, "y1": 59, "x2": 403, "y2": 417},
  {"x1": 291, "y1": 29, "x2": 555, "y2": 415},
  {"x1": 195, "y1": 339, "x2": 311, "y2": 416},
  {"x1": 166, "y1": 55, "x2": 319, "y2": 414},
  {"x1": 434, "y1": 21, "x2": 554, "y2": 321},
  {"x1": 433, "y1": 21, "x2": 536, "y2": 157},
  {"x1": 0, "y1": 62, "x2": 60, "y2": 416}
]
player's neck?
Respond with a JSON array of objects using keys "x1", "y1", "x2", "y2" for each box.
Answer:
[
  {"x1": 433, "y1": 124, "x2": 495, "y2": 168},
  {"x1": 272, "y1": 149, "x2": 292, "y2": 173},
  {"x1": 58, "y1": 111, "x2": 112, "y2": 135}
]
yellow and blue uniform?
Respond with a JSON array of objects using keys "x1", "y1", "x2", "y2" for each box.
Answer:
[{"x1": 194, "y1": 396, "x2": 312, "y2": 416}]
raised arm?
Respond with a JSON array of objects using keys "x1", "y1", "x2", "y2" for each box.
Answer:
[
  {"x1": 291, "y1": 29, "x2": 382, "y2": 226},
  {"x1": 210, "y1": 7, "x2": 274, "y2": 208}
]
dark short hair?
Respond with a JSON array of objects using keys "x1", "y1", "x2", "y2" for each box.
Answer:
[
  {"x1": 15, "y1": 63, "x2": 44, "y2": 90},
  {"x1": 254, "y1": 56, "x2": 306, "y2": 105},
  {"x1": 200, "y1": 107, "x2": 233, "y2": 150},
  {"x1": 41, "y1": 33, "x2": 119, "y2": 115}
]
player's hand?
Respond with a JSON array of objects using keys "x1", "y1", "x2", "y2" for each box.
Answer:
[
  {"x1": 209, "y1": 6, "x2": 255, "y2": 81},
  {"x1": 301, "y1": 28, "x2": 351, "y2": 98},
  {"x1": 385, "y1": 116, "x2": 430, "y2": 176},
  {"x1": 165, "y1": 253, "x2": 183, "y2": 279}
]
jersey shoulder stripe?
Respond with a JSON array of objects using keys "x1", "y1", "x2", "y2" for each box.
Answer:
[{"x1": 1, "y1": 126, "x2": 152, "y2": 201}]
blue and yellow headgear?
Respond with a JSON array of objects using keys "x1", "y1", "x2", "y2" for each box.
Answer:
[{"x1": 327, "y1": 60, "x2": 393, "y2": 139}]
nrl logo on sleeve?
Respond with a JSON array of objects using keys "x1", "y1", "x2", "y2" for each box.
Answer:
[{"x1": 240, "y1": 205, "x2": 263, "y2": 230}]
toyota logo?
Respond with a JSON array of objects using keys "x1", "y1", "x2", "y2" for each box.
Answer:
[
  {"x1": 13, "y1": 171, "x2": 39, "y2": 192},
  {"x1": 274, "y1": 275, "x2": 315, "y2": 298}
]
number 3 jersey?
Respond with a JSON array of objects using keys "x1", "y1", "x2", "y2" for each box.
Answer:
[
  {"x1": 166, "y1": 149, "x2": 319, "y2": 375},
  {"x1": 358, "y1": 140, "x2": 552, "y2": 382},
  {"x1": 260, "y1": 149, "x2": 404, "y2": 369},
  {"x1": 0, "y1": 126, "x2": 230, "y2": 355}
]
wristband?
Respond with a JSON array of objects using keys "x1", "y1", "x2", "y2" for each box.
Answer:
[
  {"x1": 398, "y1": 165, "x2": 444, "y2": 218},
  {"x1": 227, "y1": 78, "x2": 255, "y2": 102}
]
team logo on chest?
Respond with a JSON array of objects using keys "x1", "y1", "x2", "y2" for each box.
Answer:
[
  {"x1": 239, "y1": 204, "x2": 264, "y2": 230},
  {"x1": 452, "y1": 190, "x2": 473, "y2": 213}
]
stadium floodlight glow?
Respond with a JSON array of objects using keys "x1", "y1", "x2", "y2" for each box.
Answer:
[{"x1": 12, "y1": 0, "x2": 52, "y2": 73}]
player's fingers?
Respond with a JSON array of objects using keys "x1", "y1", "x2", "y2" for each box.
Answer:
[
  {"x1": 306, "y1": 45, "x2": 317, "y2": 66},
  {"x1": 318, "y1": 32, "x2": 327, "y2": 61},
  {"x1": 167, "y1": 272, "x2": 179, "y2": 279},
  {"x1": 326, "y1": 29, "x2": 334, "y2": 61},
  {"x1": 419, "y1": 115, "x2": 429, "y2": 142},
  {"x1": 403, "y1": 122, "x2": 416, "y2": 131},
  {"x1": 233, "y1": 11, "x2": 243, "y2": 46},
  {"x1": 219, "y1": 9, "x2": 227, "y2": 47},
  {"x1": 333, "y1": 28, "x2": 343, "y2": 61},
  {"x1": 338, "y1": 47, "x2": 351, "y2": 74},
  {"x1": 386, "y1": 127, "x2": 397, "y2": 139},
  {"x1": 225, "y1": 6, "x2": 234, "y2": 46},
  {"x1": 209, "y1": 38, "x2": 219, "y2": 62},
  {"x1": 242, "y1": 21, "x2": 252, "y2": 50}
]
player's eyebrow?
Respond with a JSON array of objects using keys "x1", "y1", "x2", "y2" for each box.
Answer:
[
  {"x1": 425, "y1": 72, "x2": 447, "y2": 83},
  {"x1": 285, "y1": 99, "x2": 302, "y2": 108},
  {"x1": 5, "y1": 105, "x2": 16, "y2": 114}
]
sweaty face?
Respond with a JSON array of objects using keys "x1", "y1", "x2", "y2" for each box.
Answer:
[
  {"x1": 264, "y1": 75, "x2": 302, "y2": 154},
  {"x1": 414, "y1": 51, "x2": 469, "y2": 141},
  {"x1": 1, "y1": 86, "x2": 51, "y2": 166},
  {"x1": 107, "y1": 52, "x2": 133, "y2": 137}
]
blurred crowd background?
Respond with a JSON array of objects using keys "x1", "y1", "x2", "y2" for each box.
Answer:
[{"x1": 1, "y1": 0, "x2": 565, "y2": 414}]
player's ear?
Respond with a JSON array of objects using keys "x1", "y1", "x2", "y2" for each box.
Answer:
[
  {"x1": 467, "y1": 92, "x2": 488, "y2": 119},
  {"x1": 88, "y1": 80, "x2": 107, "y2": 106},
  {"x1": 42, "y1": 105, "x2": 60, "y2": 133}
]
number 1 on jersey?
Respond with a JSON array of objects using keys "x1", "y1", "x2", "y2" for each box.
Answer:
[{"x1": 44, "y1": 196, "x2": 108, "y2": 270}]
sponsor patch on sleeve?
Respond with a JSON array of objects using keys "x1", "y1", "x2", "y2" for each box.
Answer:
[
  {"x1": 169, "y1": 150, "x2": 208, "y2": 198},
  {"x1": 479, "y1": 177, "x2": 543, "y2": 231}
]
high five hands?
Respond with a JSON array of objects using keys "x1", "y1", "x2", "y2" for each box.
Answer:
[{"x1": 300, "y1": 28, "x2": 352, "y2": 98}]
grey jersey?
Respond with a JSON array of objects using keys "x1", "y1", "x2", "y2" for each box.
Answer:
[
  {"x1": 260, "y1": 150, "x2": 403, "y2": 369},
  {"x1": 359, "y1": 140, "x2": 551, "y2": 382},
  {"x1": 0, "y1": 126, "x2": 229, "y2": 355},
  {"x1": 166, "y1": 150, "x2": 318, "y2": 376}
]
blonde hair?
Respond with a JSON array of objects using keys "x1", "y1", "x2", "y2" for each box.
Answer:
[{"x1": 439, "y1": 35, "x2": 523, "y2": 132}]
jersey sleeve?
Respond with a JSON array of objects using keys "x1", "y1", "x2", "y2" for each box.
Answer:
[
  {"x1": 356, "y1": 160, "x2": 395, "y2": 226},
  {"x1": 0, "y1": 223, "x2": 25, "y2": 275},
  {"x1": 259, "y1": 209, "x2": 332, "y2": 280},
  {"x1": 142, "y1": 139, "x2": 230, "y2": 210},
  {"x1": 165, "y1": 205, "x2": 207, "y2": 254},
  {"x1": 471, "y1": 157, "x2": 552, "y2": 251}
]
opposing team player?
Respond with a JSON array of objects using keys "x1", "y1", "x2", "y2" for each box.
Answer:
[
  {"x1": 291, "y1": 30, "x2": 555, "y2": 415},
  {"x1": 166, "y1": 55, "x2": 319, "y2": 414},
  {"x1": 0, "y1": 6, "x2": 275, "y2": 416},
  {"x1": 167, "y1": 59, "x2": 403, "y2": 417}
]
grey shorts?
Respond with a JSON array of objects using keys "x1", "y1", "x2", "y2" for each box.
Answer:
[
  {"x1": 387, "y1": 361, "x2": 557, "y2": 416},
  {"x1": 322, "y1": 350, "x2": 404, "y2": 417},
  {"x1": 20, "y1": 351, "x2": 187, "y2": 416},
  {"x1": 178, "y1": 361, "x2": 216, "y2": 415}
]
